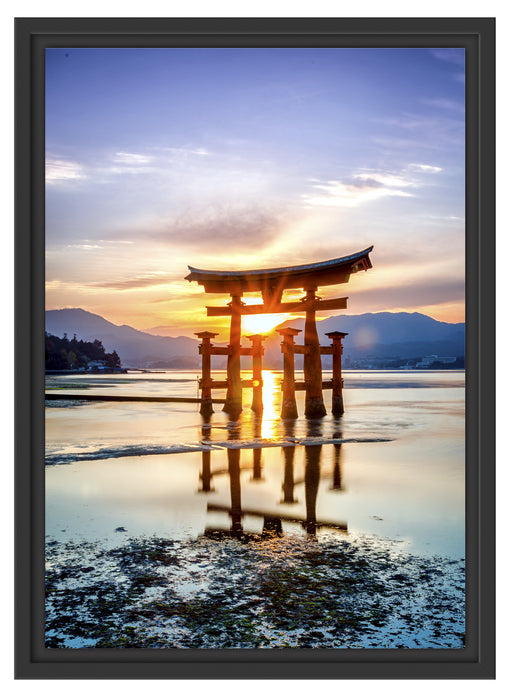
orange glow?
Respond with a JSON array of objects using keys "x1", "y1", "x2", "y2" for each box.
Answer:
[
  {"x1": 414, "y1": 302, "x2": 465, "y2": 324},
  {"x1": 242, "y1": 313, "x2": 289, "y2": 335}
]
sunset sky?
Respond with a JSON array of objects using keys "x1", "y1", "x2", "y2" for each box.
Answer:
[{"x1": 45, "y1": 47, "x2": 465, "y2": 338}]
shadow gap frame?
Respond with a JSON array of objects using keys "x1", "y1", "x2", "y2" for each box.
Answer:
[{"x1": 14, "y1": 16, "x2": 495, "y2": 680}]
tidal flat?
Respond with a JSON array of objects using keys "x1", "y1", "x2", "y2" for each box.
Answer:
[
  {"x1": 45, "y1": 533, "x2": 465, "y2": 649},
  {"x1": 45, "y1": 370, "x2": 465, "y2": 649}
]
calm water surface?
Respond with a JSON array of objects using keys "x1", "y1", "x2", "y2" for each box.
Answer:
[{"x1": 45, "y1": 370, "x2": 465, "y2": 558}]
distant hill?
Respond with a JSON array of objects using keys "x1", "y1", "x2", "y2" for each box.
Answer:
[
  {"x1": 45, "y1": 308, "x2": 200, "y2": 368},
  {"x1": 46, "y1": 308, "x2": 465, "y2": 369}
]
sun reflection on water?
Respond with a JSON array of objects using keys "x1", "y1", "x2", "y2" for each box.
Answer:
[{"x1": 259, "y1": 370, "x2": 282, "y2": 438}]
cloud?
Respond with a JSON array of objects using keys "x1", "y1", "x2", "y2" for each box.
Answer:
[
  {"x1": 110, "y1": 205, "x2": 290, "y2": 251},
  {"x1": 421, "y1": 97, "x2": 464, "y2": 113},
  {"x1": 430, "y1": 50, "x2": 465, "y2": 85},
  {"x1": 347, "y1": 278, "x2": 465, "y2": 313},
  {"x1": 355, "y1": 173, "x2": 413, "y2": 188},
  {"x1": 371, "y1": 135, "x2": 437, "y2": 152},
  {"x1": 88, "y1": 273, "x2": 171, "y2": 291},
  {"x1": 48, "y1": 239, "x2": 135, "y2": 253},
  {"x1": 104, "y1": 151, "x2": 157, "y2": 175},
  {"x1": 46, "y1": 157, "x2": 87, "y2": 184},
  {"x1": 384, "y1": 114, "x2": 463, "y2": 134},
  {"x1": 302, "y1": 171, "x2": 414, "y2": 208},
  {"x1": 65, "y1": 244, "x2": 104, "y2": 250},
  {"x1": 47, "y1": 145, "x2": 212, "y2": 184},
  {"x1": 96, "y1": 239, "x2": 134, "y2": 245},
  {"x1": 113, "y1": 152, "x2": 154, "y2": 165},
  {"x1": 373, "y1": 111, "x2": 464, "y2": 152},
  {"x1": 408, "y1": 163, "x2": 443, "y2": 174},
  {"x1": 108, "y1": 147, "x2": 211, "y2": 175},
  {"x1": 112, "y1": 148, "x2": 210, "y2": 165},
  {"x1": 431, "y1": 49, "x2": 465, "y2": 67},
  {"x1": 421, "y1": 214, "x2": 463, "y2": 222},
  {"x1": 161, "y1": 147, "x2": 211, "y2": 158}
]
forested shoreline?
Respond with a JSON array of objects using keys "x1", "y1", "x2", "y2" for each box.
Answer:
[{"x1": 45, "y1": 332, "x2": 122, "y2": 371}]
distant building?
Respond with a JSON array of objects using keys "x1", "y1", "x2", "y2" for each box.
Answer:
[
  {"x1": 416, "y1": 355, "x2": 457, "y2": 368},
  {"x1": 88, "y1": 361, "x2": 106, "y2": 371}
]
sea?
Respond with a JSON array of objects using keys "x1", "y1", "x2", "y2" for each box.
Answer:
[{"x1": 45, "y1": 369, "x2": 465, "y2": 559}]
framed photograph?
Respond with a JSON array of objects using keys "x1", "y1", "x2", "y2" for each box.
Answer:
[{"x1": 15, "y1": 17, "x2": 495, "y2": 679}]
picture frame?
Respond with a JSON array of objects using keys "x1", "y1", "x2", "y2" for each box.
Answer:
[{"x1": 14, "y1": 16, "x2": 495, "y2": 679}]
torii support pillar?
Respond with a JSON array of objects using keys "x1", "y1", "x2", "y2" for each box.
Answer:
[
  {"x1": 325, "y1": 331, "x2": 348, "y2": 416},
  {"x1": 223, "y1": 295, "x2": 243, "y2": 416},
  {"x1": 195, "y1": 331, "x2": 218, "y2": 416},
  {"x1": 278, "y1": 327, "x2": 300, "y2": 419},
  {"x1": 248, "y1": 333, "x2": 265, "y2": 414},
  {"x1": 304, "y1": 288, "x2": 327, "y2": 417}
]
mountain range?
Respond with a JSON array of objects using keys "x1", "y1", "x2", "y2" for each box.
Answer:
[
  {"x1": 45, "y1": 308, "x2": 465, "y2": 369},
  {"x1": 262, "y1": 312, "x2": 465, "y2": 368}
]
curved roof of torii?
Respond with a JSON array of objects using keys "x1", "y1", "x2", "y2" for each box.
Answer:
[{"x1": 185, "y1": 246, "x2": 373, "y2": 294}]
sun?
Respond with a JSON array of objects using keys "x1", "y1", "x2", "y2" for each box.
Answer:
[{"x1": 242, "y1": 313, "x2": 289, "y2": 336}]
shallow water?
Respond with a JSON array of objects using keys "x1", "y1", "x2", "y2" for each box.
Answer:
[{"x1": 45, "y1": 370, "x2": 465, "y2": 559}]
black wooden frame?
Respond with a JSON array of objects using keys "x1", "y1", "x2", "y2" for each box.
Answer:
[{"x1": 14, "y1": 17, "x2": 495, "y2": 679}]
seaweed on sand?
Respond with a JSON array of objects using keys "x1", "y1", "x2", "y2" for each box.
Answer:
[{"x1": 45, "y1": 535, "x2": 465, "y2": 649}]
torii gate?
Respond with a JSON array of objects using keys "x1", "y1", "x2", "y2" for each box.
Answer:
[{"x1": 186, "y1": 246, "x2": 373, "y2": 417}]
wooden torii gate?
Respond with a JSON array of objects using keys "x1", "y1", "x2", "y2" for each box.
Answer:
[{"x1": 186, "y1": 246, "x2": 373, "y2": 417}]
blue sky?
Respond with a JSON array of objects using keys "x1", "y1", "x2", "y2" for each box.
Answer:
[{"x1": 45, "y1": 47, "x2": 465, "y2": 335}]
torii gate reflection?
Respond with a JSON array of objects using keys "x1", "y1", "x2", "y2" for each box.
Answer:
[{"x1": 199, "y1": 417, "x2": 347, "y2": 540}]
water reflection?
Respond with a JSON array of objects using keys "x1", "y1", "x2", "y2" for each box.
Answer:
[
  {"x1": 331, "y1": 442, "x2": 344, "y2": 491},
  {"x1": 331, "y1": 419, "x2": 345, "y2": 492},
  {"x1": 250, "y1": 415, "x2": 264, "y2": 482},
  {"x1": 201, "y1": 414, "x2": 348, "y2": 540},
  {"x1": 45, "y1": 370, "x2": 465, "y2": 558},
  {"x1": 281, "y1": 420, "x2": 297, "y2": 505}
]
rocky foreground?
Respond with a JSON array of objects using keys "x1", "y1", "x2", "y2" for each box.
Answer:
[{"x1": 45, "y1": 534, "x2": 465, "y2": 649}]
